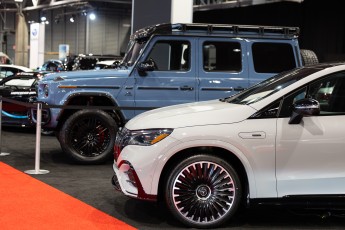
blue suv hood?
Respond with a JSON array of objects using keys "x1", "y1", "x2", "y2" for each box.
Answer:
[{"x1": 42, "y1": 69, "x2": 130, "y2": 81}]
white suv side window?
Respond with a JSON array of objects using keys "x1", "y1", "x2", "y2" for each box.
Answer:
[
  {"x1": 279, "y1": 71, "x2": 345, "y2": 116},
  {"x1": 309, "y1": 72, "x2": 345, "y2": 113}
]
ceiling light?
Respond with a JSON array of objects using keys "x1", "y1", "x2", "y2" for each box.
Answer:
[
  {"x1": 89, "y1": 13, "x2": 96, "y2": 20},
  {"x1": 69, "y1": 15, "x2": 75, "y2": 23}
]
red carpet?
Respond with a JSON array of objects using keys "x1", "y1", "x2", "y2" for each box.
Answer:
[{"x1": 0, "y1": 162, "x2": 136, "y2": 230}]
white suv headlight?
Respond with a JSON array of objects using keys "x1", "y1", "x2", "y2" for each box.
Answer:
[{"x1": 127, "y1": 128, "x2": 173, "y2": 146}]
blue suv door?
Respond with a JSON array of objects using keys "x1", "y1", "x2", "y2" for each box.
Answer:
[
  {"x1": 197, "y1": 37, "x2": 249, "y2": 101},
  {"x1": 132, "y1": 37, "x2": 197, "y2": 115}
]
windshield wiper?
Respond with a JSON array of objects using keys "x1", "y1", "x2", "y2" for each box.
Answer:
[{"x1": 219, "y1": 95, "x2": 239, "y2": 103}]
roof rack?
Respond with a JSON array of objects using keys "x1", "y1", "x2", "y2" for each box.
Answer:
[
  {"x1": 132, "y1": 23, "x2": 300, "y2": 41},
  {"x1": 171, "y1": 23, "x2": 300, "y2": 38}
]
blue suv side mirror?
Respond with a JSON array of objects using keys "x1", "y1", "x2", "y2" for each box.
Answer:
[{"x1": 137, "y1": 58, "x2": 157, "y2": 76}]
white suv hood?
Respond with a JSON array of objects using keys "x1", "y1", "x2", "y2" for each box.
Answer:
[{"x1": 125, "y1": 100, "x2": 257, "y2": 130}]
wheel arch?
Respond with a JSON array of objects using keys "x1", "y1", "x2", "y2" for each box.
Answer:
[
  {"x1": 157, "y1": 146, "x2": 250, "y2": 205},
  {"x1": 56, "y1": 92, "x2": 126, "y2": 130}
]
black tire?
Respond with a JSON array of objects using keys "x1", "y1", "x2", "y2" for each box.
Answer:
[
  {"x1": 165, "y1": 154, "x2": 242, "y2": 228},
  {"x1": 59, "y1": 109, "x2": 117, "y2": 164},
  {"x1": 300, "y1": 49, "x2": 319, "y2": 66}
]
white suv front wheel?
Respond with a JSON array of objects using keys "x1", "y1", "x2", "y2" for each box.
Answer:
[{"x1": 165, "y1": 154, "x2": 242, "y2": 228}]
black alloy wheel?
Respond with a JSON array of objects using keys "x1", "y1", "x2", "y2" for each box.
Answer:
[{"x1": 59, "y1": 109, "x2": 117, "y2": 164}]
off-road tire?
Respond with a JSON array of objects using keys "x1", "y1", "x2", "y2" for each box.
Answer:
[
  {"x1": 300, "y1": 49, "x2": 319, "y2": 66},
  {"x1": 59, "y1": 109, "x2": 117, "y2": 164}
]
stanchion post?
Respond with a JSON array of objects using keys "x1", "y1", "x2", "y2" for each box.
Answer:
[
  {"x1": 0, "y1": 96, "x2": 10, "y2": 156},
  {"x1": 25, "y1": 102, "x2": 49, "y2": 174}
]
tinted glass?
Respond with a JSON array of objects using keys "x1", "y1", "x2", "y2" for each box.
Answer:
[
  {"x1": 147, "y1": 41, "x2": 190, "y2": 71},
  {"x1": 308, "y1": 71, "x2": 345, "y2": 113},
  {"x1": 252, "y1": 42, "x2": 296, "y2": 73},
  {"x1": 203, "y1": 41, "x2": 241, "y2": 72},
  {"x1": 278, "y1": 71, "x2": 345, "y2": 117}
]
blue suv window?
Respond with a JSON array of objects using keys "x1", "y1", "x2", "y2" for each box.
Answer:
[
  {"x1": 146, "y1": 41, "x2": 190, "y2": 71},
  {"x1": 202, "y1": 41, "x2": 241, "y2": 72},
  {"x1": 252, "y1": 42, "x2": 296, "y2": 73}
]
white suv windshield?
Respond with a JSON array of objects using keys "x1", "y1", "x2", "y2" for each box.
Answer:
[{"x1": 224, "y1": 67, "x2": 321, "y2": 105}]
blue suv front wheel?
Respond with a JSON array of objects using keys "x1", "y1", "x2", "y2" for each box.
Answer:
[{"x1": 58, "y1": 109, "x2": 118, "y2": 164}]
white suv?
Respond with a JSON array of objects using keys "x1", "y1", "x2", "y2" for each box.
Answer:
[{"x1": 113, "y1": 62, "x2": 345, "y2": 228}]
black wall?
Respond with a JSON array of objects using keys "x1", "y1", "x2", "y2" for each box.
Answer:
[
  {"x1": 193, "y1": 0, "x2": 345, "y2": 63},
  {"x1": 132, "y1": 0, "x2": 172, "y2": 33}
]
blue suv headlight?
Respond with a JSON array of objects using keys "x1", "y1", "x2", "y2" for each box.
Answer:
[{"x1": 42, "y1": 84, "x2": 49, "y2": 97}]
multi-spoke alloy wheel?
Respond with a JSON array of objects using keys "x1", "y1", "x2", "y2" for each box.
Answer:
[
  {"x1": 69, "y1": 116, "x2": 110, "y2": 157},
  {"x1": 60, "y1": 109, "x2": 117, "y2": 164},
  {"x1": 165, "y1": 154, "x2": 242, "y2": 228}
]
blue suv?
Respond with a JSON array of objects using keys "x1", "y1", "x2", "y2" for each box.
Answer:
[{"x1": 33, "y1": 23, "x2": 318, "y2": 163}]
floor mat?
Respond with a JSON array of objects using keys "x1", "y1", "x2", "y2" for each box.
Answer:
[{"x1": 0, "y1": 162, "x2": 136, "y2": 230}]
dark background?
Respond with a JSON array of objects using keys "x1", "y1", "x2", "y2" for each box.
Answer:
[{"x1": 194, "y1": 0, "x2": 345, "y2": 63}]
